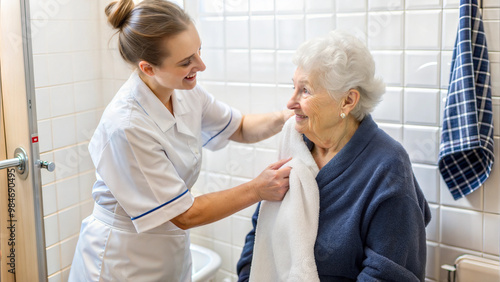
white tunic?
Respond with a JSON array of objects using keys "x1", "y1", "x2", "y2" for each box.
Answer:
[{"x1": 69, "y1": 71, "x2": 242, "y2": 281}]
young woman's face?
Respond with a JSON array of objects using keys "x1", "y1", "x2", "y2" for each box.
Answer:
[{"x1": 153, "y1": 22, "x2": 206, "y2": 91}]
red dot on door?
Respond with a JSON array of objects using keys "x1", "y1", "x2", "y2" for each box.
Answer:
[{"x1": 32, "y1": 136, "x2": 39, "y2": 143}]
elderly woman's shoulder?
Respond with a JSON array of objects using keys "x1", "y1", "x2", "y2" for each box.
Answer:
[{"x1": 371, "y1": 127, "x2": 411, "y2": 165}]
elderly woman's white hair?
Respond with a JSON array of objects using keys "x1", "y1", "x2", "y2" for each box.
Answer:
[{"x1": 292, "y1": 30, "x2": 385, "y2": 121}]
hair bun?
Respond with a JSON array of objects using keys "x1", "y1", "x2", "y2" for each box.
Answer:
[{"x1": 105, "y1": 0, "x2": 135, "y2": 29}]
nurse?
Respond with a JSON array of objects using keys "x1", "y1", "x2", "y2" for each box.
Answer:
[{"x1": 69, "y1": 0, "x2": 292, "y2": 281}]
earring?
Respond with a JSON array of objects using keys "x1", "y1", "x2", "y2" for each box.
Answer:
[{"x1": 340, "y1": 113, "x2": 346, "y2": 119}]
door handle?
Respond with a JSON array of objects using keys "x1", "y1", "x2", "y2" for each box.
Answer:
[
  {"x1": 38, "y1": 160, "x2": 55, "y2": 172},
  {"x1": 0, "y1": 147, "x2": 55, "y2": 179},
  {"x1": 0, "y1": 147, "x2": 29, "y2": 179}
]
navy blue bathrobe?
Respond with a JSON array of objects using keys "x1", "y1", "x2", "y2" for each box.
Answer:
[{"x1": 237, "y1": 115, "x2": 431, "y2": 281}]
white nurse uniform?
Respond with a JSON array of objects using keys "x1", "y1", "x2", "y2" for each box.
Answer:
[{"x1": 69, "y1": 71, "x2": 242, "y2": 281}]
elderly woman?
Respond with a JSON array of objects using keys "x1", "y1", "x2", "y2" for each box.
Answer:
[{"x1": 237, "y1": 31, "x2": 431, "y2": 281}]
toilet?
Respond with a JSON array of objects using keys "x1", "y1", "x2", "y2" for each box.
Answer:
[{"x1": 442, "y1": 255, "x2": 500, "y2": 282}]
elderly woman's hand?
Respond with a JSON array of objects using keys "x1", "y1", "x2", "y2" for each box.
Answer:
[{"x1": 251, "y1": 157, "x2": 292, "y2": 201}]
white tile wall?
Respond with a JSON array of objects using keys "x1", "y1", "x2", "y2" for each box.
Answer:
[
  {"x1": 250, "y1": 16, "x2": 275, "y2": 49},
  {"x1": 42, "y1": 183, "x2": 57, "y2": 215},
  {"x1": 226, "y1": 50, "x2": 250, "y2": 82},
  {"x1": 276, "y1": 51, "x2": 295, "y2": 84},
  {"x1": 228, "y1": 145, "x2": 254, "y2": 178},
  {"x1": 484, "y1": 136, "x2": 500, "y2": 213},
  {"x1": 405, "y1": 10, "x2": 442, "y2": 50},
  {"x1": 50, "y1": 85, "x2": 75, "y2": 117},
  {"x1": 413, "y1": 164, "x2": 440, "y2": 204},
  {"x1": 368, "y1": 12, "x2": 404, "y2": 49},
  {"x1": 75, "y1": 111, "x2": 98, "y2": 143},
  {"x1": 306, "y1": 0, "x2": 335, "y2": 13},
  {"x1": 426, "y1": 242, "x2": 440, "y2": 280},
  {"x1": 371, "y1": 87, "x2": 403, "y2": 122},
  {"x1": 44, "y1": 213, "x2": 60, "y2": 247},
  {"x1": 484, "y1": 213, "x2": 500, "y2": 255},
  {"x1": 56, "y1": 176, "x2": 80, "y2": 210},
  {"x1": 305, "y1": 14, "x2": 335, "y2": 40},
  {"x1": 427, "y1": 204, "x2": 440, "y2": 241},
  {"x1": 442, "y1": 9, "x2": 460, "y2": 49},
  {"x1": 38, "y1": 120, "x2": 53, "y2": 152},
  {"x1": 250, "y1": 50, "x2": 276, "y2": 83},
  {"x1": 372, "y1": 51, "x2": 404, "y2": 85},
  {"x1": 29, "y1": 0, "x2": 500, "y2": 281},
  {"x1": 276, "y1": 0, "x2": 304, "y2": 13},
  {"x1": 250, "y1": 84, "x2": 277, "y2": 114},
  {"x1": 198, "y1": 0, "x2": 224, "y2": 15},
  {"x1": 336, "y1": 0, "x2": 366, "y2": 13},
  {"x1": 441, "y1": 51, "x2": 454, "y2": 88},
  {"x1": 406, "y1": 0, "x2": 443, "y2": 10},
  {"x1": 484, "y1": 21, "x2": 500, "y2": 52},
  {"x1": 231, "y1": 215, "x2": 252, "y2": 247},
  {"x1": 51, "y1": 116, "x2": 76, "y2": 149},
  {"x1": 441, "y1": 206, "x2": 483, "y2": 250},
  {"x1": 60, "y1": 237, "x2": 78, "y2": 269},
  {"x1": 336, "y1": 13, "x2": 367, "y2": 39},
  {"x1": 369, "y1": 0, "x2": 404, "y2": 11},
  {"x1": 226, "y1": 16, "x2": 249, "y2": 48},
  {"x1": 46, "y1": 53, "x2": 74, "y2": 85},
  {"x1": 491, "y1": 55, "x2": 500, "y2": 97},
  {"x1": 404, "y1": 51, "x2": 441, "y2": 88},
  {"x1": 225, "y1": 83, "x2": 251, "y2": 113},
  {"x1": 199, "y1": 49, "x2": 225, "y2": 80},
  {"x1": 58, "y1": 206, "x2": 81, "y2": 241},
  {"x1": 225, "y1": 0, "x2": 248, "y2": 14},
  {"x1": 276, "y1": 15, "x2": 305, "y2": 50},
  {"x1": 46, "y1": 244, "x2": 61, "y2": 276},
  {"x1": 250, "y1": 0, "x2": 274, "y2": 13},
  {"x1": 199, "y1": 17, "x2": 224, "y2": 48},
  {"x1": 33, "y1": 55, "x2": 50, "y2": 87},
  {"x1": 36, "y1": 87, "x2": 51, "y2": 120},
  {"x1": 74, "y1": 81, "x2": 102, "y2": 112},
  {"x1": 404, "y1": 88, "x2": 440, "y2": 126},
  {"x1": 403, "y1": 125, "x2": 440, "y2": 164}
]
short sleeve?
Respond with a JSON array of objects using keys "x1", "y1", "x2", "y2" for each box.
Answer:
[
  {"x1": 198, "y1": 86, "x2": 242, "y2": 151},
  {"x1": 96, "y1": 125, "x2": 194, "y2": 233}
]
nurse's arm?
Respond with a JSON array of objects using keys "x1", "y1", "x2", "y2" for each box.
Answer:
[
  {"x1": 170, "y1": 157, "x2": 291, "y2": 230},
  {"x1": 229, "y1": 110, "x2": 294, "y2": 143}
]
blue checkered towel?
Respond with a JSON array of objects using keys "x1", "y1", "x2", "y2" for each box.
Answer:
[{"x1": 438, "y1": 0, "x2": 494, "y2": 200}]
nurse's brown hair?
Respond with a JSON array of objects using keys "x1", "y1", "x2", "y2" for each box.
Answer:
[{"x1": 105, "y1": 0, "x2": 192, "y2": 67}]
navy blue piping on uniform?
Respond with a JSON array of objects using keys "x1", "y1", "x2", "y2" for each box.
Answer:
[
  {"x1": 131, "y1": 189, "x2": 189, "y2": 220},
  {"x1": 202, "y1": 111, "x2": 233, "y2": 147}
]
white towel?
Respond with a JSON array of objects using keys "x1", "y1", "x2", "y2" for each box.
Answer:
[{"x1": 250, "y1": 117, "x2": 320, "y2": 282}]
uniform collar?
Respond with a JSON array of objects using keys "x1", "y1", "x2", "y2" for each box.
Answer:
[
  {"x1": 171, "y1": 90, "x2": 196, "y2": 137},
  {"x1": 129, "y1": 71, "x2": 193, "y2": 136}
]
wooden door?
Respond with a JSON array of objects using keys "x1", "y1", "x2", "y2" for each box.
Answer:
[{"x1": 0, "y1": 0, "x2": 48, "y2": 281}]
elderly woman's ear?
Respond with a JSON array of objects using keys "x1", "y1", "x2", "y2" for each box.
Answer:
[{"x1": 341, "y1": 89, "x2": 360, "y2": 117}]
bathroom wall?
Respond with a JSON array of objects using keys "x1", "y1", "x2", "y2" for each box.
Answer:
[
  {"x1": 27, "y1": 0, "x2": 499, "y2": 281},
  {"x1": 185, "y1": 0, "x2": 500, "y2": 281}
]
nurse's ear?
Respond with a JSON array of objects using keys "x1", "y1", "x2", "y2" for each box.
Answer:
[{"x1": 138, "y1": 60, "x2": 155, "y2": 77}]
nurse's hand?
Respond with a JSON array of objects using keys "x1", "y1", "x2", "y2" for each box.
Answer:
[{"x1": 252, "y1": 157, "x2": 292, "y2": 201}]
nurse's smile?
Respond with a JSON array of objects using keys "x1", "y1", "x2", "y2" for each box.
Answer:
[{"x1": 185, "y1": 72, "x2": 197, "y2": 82}]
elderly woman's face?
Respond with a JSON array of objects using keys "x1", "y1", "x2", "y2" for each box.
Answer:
[{"x1": 288, "y1": 67, "x2": 341, "y2": 140}]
